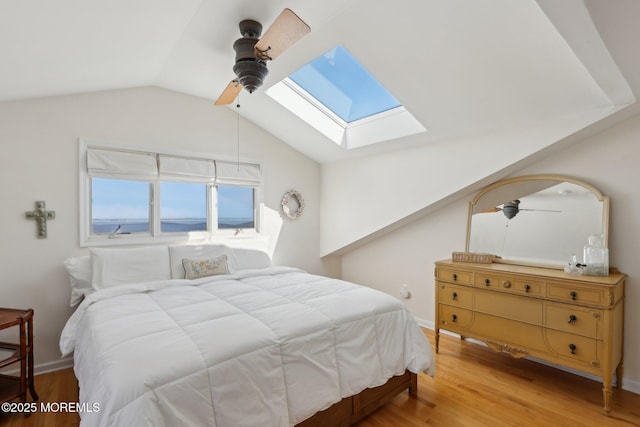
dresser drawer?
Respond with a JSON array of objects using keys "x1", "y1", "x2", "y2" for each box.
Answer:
[
  {"x1": 472, "y1": 312, "x2": 548, "y2": 355},
  {"x1": 475, "y1": 291, "x2": 542, "y2": 325},
  {"x1": 547, "y1": 282, "x2": 605, "y2": 306},
  {"x1": 545, "y1": 304, "x2": 602, "y2": 338},
  {"x1": 438, "y1": 283, "x2": 473, "y2": 309},
  {"x1": 511, "y1": 277, "x2": 544, "y2": 296},
  {"x1": 474, "y1": 273, "x2": 502, "y2": 290},
  {"x1": 545, "y1": 329, "x2": 601, "y2": 367},
  {"x1": 474, "y1": 273, "x2": 544, "y2": 296},
  {"x1": 438, "y1": 305, "x2": 473, "y2": 330},
  {"x1": 437, "y1": 267, "x2": 473, "y2": 285}
]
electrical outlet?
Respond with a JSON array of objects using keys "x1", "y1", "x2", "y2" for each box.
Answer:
[{"x1": 400, "y1": 284, "x2": 410, "y2": 299}]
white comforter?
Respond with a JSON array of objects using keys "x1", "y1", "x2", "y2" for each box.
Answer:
[{"x1": 60, "y1": 267, "x2": 434, "y2": 427}]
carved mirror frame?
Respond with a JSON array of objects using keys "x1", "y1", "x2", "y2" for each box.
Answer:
[{"x1": 465, "y1": 174, "x2": 609, "y2": 269}]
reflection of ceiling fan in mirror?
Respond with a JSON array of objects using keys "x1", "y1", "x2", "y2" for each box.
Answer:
[
  {"x1": 484, "y1": 200, "x2": 561, "y2": 220},
  {"x1": 214, "y1": 9, "x2": 310, "y2": 105}
]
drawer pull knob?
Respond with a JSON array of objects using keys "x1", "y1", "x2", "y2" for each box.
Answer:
[
  {"x1": 452, "y1": 292, "x2": 458, "y2": 300},
  {"x1": 484, "y1": 278, "x2": 490, "y2": 286},
  {"x1": 569, "y1": 344, "x2": 577, "y2": 355},
  {"x1": 452, "y1": 314, "x2": 458, "y2": 323},
  {"x1": 570, "y1": 291, "x2": 577, "y2": 300},
  {"x1": 502, "y1": 280, "x2": 511, "y2": 288},
  {"x1": 453, "y1": 273, "x2": 458, "y2": 281},
  {"x1": 524, "y1": 284, "x2": 531, "y2": 292},
  {"x1": 568, "y1": 315, "x2": 577, "y2": 324}
]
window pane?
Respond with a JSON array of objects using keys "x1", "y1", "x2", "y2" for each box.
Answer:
[
  {"x1": 91, "y1": 178, "x2": 150, "y2": 235},
  {"x1": 217, "y1": 186, "x2": 254, "y2": 229},
  {"x1": 160, "y1": 182, "x2": 207, "y2": 232},
  {"x1": 289, "y1": 45, "x2": 401, "y2": 122}
]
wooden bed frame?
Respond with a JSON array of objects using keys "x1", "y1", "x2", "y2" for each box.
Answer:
[{"x1": 296, "y1": 370, "x2": 417, "y2": 427}]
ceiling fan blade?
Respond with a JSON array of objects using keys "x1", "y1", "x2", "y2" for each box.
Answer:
[
  {"x1": 481, "y1": 207, "x2": 502, "y2": 213},
  {"x1": 215, "y1": 80, "x2": 243, "y2": 105},
  {"x1": 255, "y1": 8, "x2": 310, "y2": 61}
]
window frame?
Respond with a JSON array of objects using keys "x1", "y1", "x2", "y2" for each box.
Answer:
[{"x1": 79, "y1": 140, "x2": 262, "y2": 247}]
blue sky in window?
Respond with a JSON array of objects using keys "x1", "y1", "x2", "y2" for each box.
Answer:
[
  {"x1": 289, "y1": 45, "x2": 401, "y2": 123},
  {"x1": 218, "y1": 186, "x2": 253, "y2": 220},
  {"x1": 160, "y1": 182, "x2": 207, "y2": 219},
  {"x1": 92, "y1": 179, "x2": 149, "y2": 219}
]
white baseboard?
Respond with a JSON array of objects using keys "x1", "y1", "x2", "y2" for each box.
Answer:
[
  {"x1": 623, "y1": 377, "x2": 640, "y2": 395},
  {"x1": 35, "y1": 357, "x2": 74, "y2": 375},
  {"x1": 415, "y1": 317, "x2": 433, "y2": 330},
  {"x1": 413, "y1": 317, "x2": 640, "y2": 395},
  {"x1": 1, "y1": 357, "x2": 73, "y2": 377}
]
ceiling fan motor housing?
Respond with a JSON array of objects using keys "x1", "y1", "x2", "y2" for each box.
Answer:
[
  {"x1": 502, "y1": 200, "x2": 520, "y2": 219},
  {"x1": 233, "y1": 20, "x2": 268, "y2": 93}
]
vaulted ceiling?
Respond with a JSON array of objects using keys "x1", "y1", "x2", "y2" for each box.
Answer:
[{"x1": 1, "y1": 0, "x2": 638, "y2": 163}]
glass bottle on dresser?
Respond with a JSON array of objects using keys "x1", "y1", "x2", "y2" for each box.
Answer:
[{"x1": 583, "y1": 234, "x2": 609, "y2": 276}]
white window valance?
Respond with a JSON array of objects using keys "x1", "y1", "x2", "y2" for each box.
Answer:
[
  {"x1": 215, "y1": 161, "x2": 262, "y2": 187},
  {"x1": 158, "y1": 155, "x2": 215, "y2": 182},
  {"x1": 87, "y1": 148, "x2": 157, "y2": 179},
  {"x1": 87, "y1": 146, "x2": 261, "y2": 187}
]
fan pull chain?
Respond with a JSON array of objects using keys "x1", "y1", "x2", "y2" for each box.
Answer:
[{"x1": 236, "y1": 90, "x2": 241, "y2": 172}]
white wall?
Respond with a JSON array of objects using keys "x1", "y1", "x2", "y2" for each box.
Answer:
[
  {"x1": 339, "y1": 112, "x2": 640, "y2": 393},
  {"x1": 0, "y1": 87, "x2": 330, "y2": 372}
]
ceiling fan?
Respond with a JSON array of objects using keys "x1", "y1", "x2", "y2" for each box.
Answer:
[
  {"x1": 483, "y1": 200, "x2": 561, "y2": 220},
  {"x1": 214, "y1": 8, "x2": 311, "y2": 105}
]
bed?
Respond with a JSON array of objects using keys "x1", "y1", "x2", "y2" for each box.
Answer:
[{"x1": 61, "y1": 244, "x2": 434, "y2": 427}]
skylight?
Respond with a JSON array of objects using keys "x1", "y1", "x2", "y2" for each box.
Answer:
[
  {"x1": 289, "y1": 46, "x2": 401, "y2": 123},
  {"x1": 267, "y1": 45, "x2": 426, "y2": 149}
]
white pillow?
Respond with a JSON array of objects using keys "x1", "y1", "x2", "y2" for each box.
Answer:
[
  {"x1": 90, "y1": 246, "x2": 171, "y2": 290},
  {"x1": 63, "y1": 256, "x2": 94, "y2": 306},
  {"x1": 231, "y1": 248, "x2": 272, "y2": 270},
  {"x1": 168, "y1": 244, "x2": 236, "y2": 279}
]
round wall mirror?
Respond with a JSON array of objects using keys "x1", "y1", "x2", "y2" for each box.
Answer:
[{"x1": 465, "y1": 175, "x2": 609, "y2": 268}]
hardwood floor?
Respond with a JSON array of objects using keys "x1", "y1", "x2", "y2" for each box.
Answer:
[
  {"x1": 354, "y1": 331, "x2": 640, "y2": 427},
  {"x1": 0, "y1": 367, "x2": 79, "y2": 427},
  {"x1": 2, "y1": 330, "x2": 639, "y2": 427}
]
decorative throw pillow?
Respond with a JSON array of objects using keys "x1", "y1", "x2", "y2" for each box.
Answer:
[
  {"x1": 169, "y1": 244, "x2": 236, "y2": 279},
  {"x1": 182, "y1": 255, "x2": 230, "y2": 280}
]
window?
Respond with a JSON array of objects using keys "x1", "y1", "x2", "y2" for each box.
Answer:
[
  {"x1": 267, "y1": 45, "x2": 426, "y2": 149},
  {"x1": 80, "y1": 141, "x2": 261, "y2": 246},
  {"x1": 160, "y1": 182, "x2": 207, "y2": 233},
  {"x1": 217, "y1": 185, "x2": 255, "y2": 229},
  {"x1": 289, "y1": 45, "x2": 401, "y2": 123},
  {"x1": 91, "y1": 178, "x2": 150, "y2": 235}
]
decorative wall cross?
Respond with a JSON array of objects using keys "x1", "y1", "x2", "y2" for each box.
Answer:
[{"x1": 25, "y1": 201, "x2": 55, "y2": 238}]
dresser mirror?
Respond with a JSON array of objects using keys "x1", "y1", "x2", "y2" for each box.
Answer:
[{"x1": 466, "y1": 175, "x2": 609, "y2": 268}]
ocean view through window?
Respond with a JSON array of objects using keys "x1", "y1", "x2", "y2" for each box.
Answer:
[
  {"x1": 160, "y1": 182, "x2": 207, "y2": 232},
  {"x1": 217, "y1": 185, "x2": 255, "y2": 229},
  {"x1": 81, "y1": 142, "x2": 262, "y2": 245},
  {"x1": 91, "y1": 178, "x2": 150, "y2": 235},
  {"x1": 91, "y1": 179, "x2": 255, "y2": 235}
]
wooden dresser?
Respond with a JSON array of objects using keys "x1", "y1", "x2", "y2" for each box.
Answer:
[{"x1": 434, "y1": 260, "x2": 625, "y2": 414}]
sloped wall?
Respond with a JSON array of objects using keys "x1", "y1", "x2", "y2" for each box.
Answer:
[{"x1": 319, "y1": 107, "x2": 620, "y2": 257}]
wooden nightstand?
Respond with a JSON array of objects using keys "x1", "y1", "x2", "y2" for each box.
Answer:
[{"x1": 0, "y1": 308, "x2": 38, "y2": 407}]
